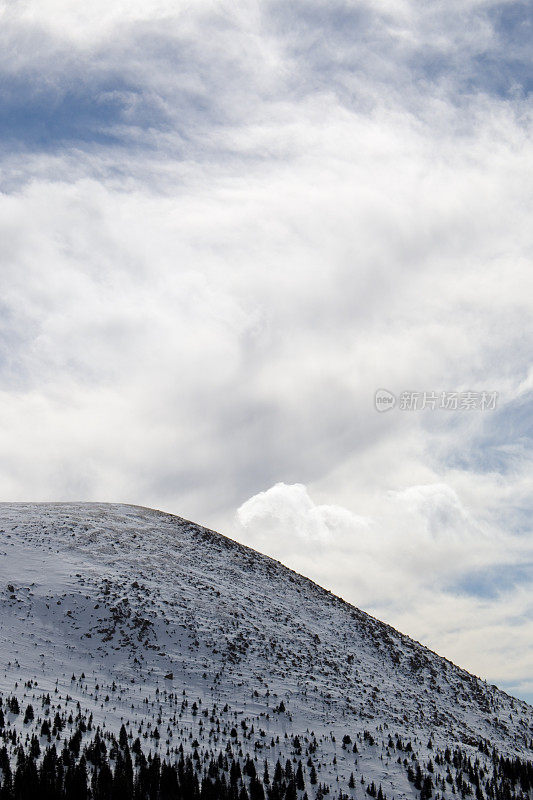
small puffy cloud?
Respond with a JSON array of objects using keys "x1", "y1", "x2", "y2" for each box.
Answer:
[{"x1": 237, "y1": 481, "x2": 369, "y2": 550}]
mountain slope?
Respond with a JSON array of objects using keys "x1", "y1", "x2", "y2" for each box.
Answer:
[{"x1": 0, "y1": 502, "x2": 531, "y2": 800}]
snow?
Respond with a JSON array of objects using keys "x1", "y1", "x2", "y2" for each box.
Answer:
[{"x1": 0, "y1": 502, "x2": 531, "y2": 798}]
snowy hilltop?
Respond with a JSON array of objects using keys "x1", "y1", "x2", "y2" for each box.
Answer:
[{"x1": 0, "y1": 502, "x2": 531, "y2": 800}]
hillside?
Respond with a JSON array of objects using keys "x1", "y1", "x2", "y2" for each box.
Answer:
[{"x1": 0, "y1": 502, "x2": 531, "y2": 800}]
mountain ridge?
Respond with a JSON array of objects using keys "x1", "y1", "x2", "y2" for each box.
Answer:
[
  {"x1": 0, "y1": 502, "x2": 531, "y2": 800},
  {"x1": 2, "y1": 500, "x2": 514, "y2": 695}
]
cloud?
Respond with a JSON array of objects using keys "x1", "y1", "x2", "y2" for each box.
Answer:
[
  {"x1": 0, "y1": 0, "x2": 531, "y2": 698},
  {"x1": 235, "y1": 481, "x2": 533, "y2": 701},
  {"x1": 236, "y1": 481, "x2": 514, "y2": 599},
  {"x1": 237, "y1": 481, "x2": 370, "y2": 548}
]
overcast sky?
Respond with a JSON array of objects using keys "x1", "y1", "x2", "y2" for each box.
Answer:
[{"x1": 0, "y1": 0, "x2": 532, "y2": 702}]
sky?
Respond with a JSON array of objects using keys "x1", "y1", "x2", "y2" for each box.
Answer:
[{"x1": 0, "y1": 0, "x2": 532, "y2": 702}]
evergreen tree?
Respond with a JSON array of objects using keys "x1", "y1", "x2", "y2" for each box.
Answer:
[
  {"x1": 421, "y1": 776, "x2": 433, "y2": 800},
  {"x1": 160, "y1": 762, "x2": 179, "y2": 800},
  {"x1": 0, "y1": 747, "x2": 14, "y2": 800},
  {"x1": 296, "y1": 762, "x2": 305, "y2": 790}
]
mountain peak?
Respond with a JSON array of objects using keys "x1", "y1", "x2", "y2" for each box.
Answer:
[{"x1": 0, "y1": 502, "x2": 531, "y2": 799}]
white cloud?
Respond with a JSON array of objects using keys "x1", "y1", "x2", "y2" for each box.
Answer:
[
  {"x1": 235, "y1": 480, "x2": 533, "y2": 699},
  {"x1": 236, "y1": 481, "x2": 513, "y2": 600},
  {"x1": 237, "y1": 481, "x2": 370, "y2": 548},
  {"x1": 0, "y1": 0, "x2": 531, "y2": 698}
]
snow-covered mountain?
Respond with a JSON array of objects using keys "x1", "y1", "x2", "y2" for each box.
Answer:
[{"x1": 0, "y1": 502, "x2": 531, "y2": 800}]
